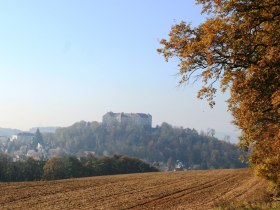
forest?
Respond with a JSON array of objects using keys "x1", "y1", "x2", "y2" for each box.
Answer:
[{"x1": 42, "y1": 121, "x2": 246, "y2": 170}]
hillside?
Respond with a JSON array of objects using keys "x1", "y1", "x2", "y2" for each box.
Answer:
[
  {"x1": 41, "y1": 121, "x2": 246, "y2": 170},
  {"x1": 0, "y1": 127, "x2": 21, "y2": 136},
  {"x1": 1, "y1": 122, "x2": 246, "y2": 171},
  {"x1": 0, "y1": 169, "x2": 268, "y2": 210}
]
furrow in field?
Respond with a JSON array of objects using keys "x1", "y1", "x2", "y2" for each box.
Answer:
[
  {"x1": 0, "y1": 169, "x2": 266, "y2": 210},
  {"x1": 120, "y1": 173, "x2": 240, "y2": 209}
]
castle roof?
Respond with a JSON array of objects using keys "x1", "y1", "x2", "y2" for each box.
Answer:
[{"x1": 106, "y1": 112, "x2": 151, "y2": 118}]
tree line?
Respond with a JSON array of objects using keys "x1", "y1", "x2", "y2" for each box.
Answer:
[{"x1": 0, "y1": 153, "x2": 158, "y2": 182}]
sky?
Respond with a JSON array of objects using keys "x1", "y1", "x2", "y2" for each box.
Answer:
[{"x1": 0, "y1": 0, "x2": 240, "y2": 142}]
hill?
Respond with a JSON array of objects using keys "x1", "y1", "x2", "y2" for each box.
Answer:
[
  {"x1": 0, "y1": 127, "x2": 21, "y2": 136},
  {"x1": 29, "y1": 127, "x2": 59, "y2": 133},
  {"x1": 42, "y1": 121, "x2": 246, "y2": 170},
  {"x1": 0, "y1": 169, "x2": 268, "y2": 209}
]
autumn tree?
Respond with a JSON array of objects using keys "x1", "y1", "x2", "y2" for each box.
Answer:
[
  {"x1": 158, "y1": 0, "x2": 280, "y2": 194},
  {"x1": 43, "y1": 157, "x2": 70, "y2": 180}
]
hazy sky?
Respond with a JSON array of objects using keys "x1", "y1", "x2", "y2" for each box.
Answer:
[{"x1": 0, "y1": 0, "x2": 240, "y2": 141}]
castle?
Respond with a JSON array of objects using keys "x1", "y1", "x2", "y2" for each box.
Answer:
[{"x1": 102, "y1": 112, "x2": 152, "y2": 127}]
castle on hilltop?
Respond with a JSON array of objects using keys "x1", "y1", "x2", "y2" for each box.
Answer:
[{"x1": 102, "y1": 112, "x2": 152, "y2": 127}]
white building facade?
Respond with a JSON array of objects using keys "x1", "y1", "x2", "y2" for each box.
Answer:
[{"x1": 103, "y1": 112, "x2": 152, "y2": 127}]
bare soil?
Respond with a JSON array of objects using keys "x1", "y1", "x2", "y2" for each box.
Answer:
[{"x1": 0, "y1": 169, "x2": 268, "y2": 209}]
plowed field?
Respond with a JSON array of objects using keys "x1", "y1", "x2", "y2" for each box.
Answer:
[{"x1": 0, "y1": 169, "x2": 267, "y2": 209}]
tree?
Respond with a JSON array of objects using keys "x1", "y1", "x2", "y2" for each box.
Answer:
[
  {"x1": 64, "y1": 156, "x2": 85, "y2": 178},
  {"x1": 158, "y1": 0, "x2": 280, "y2": 194},
  {"x1": 32, "y1": 129, "x2": 43, "y2": 150},
  {"x1": 80, "y1": 154, "x2": 100, "y2": 176},
  {"x1": 43, "y1": 157, "x2": 69, "y2": 180},
  {"x1": 0, "y1": 153, "x2": 12, "y2": 181},
  {"x1": 21, "y1": 157, "x2": 44, "y2": 181}
]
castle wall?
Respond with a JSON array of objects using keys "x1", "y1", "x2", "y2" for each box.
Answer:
[{"x1": 103, "y1": 112, "x2": 152, "y2": 127}]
